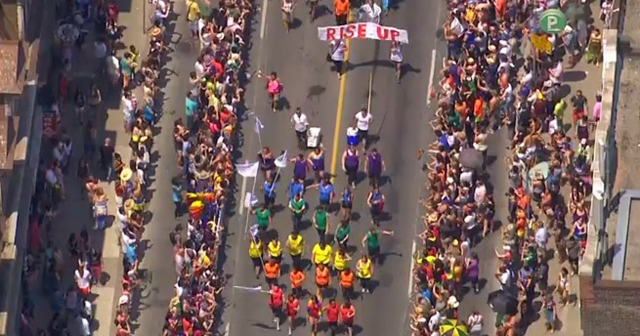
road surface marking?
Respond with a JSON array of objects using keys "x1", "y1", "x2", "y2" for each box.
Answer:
[
  {"x1": 426, "y1": 49, "x2": 436, "y2": 106},
  {"x1": 330, "y1": 38, "x2": 352, "y2": 176},
  {"x1": 407, "y1": 240, "x2": 416, "y2": 297},
  {"x1": 260, "y1": 0, "x2": 269, "y2": 39},
  {"x1": 238, "y1": 160, "x2": 249, "y2": 215},
  {"x1": 225, "y1": 323, "x2": 231, "y2": 335}
]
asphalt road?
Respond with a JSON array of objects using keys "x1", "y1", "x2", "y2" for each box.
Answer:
[
  {"x1": 126, "y1": 0, "x2": 514, "y2": 335},
  {"x1": 220, "y1": 0, "x2": 466, "y2": 336}
]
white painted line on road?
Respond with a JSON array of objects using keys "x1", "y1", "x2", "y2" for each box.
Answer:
[
  {"x1": 426, "y1": 49, "x2": 436, "y2": 107},
  {"x1": 407, "y1": 240, "x2": 417, "y2": 298},
  {"x1": 225, "y1": 322, "x2": 231, "y2": 335},
  {"x1": 260, "y1": 0, "x2": 268, "y2": 39}
]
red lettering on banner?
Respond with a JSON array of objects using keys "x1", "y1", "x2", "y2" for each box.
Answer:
[
  {"x1": 376, "y1": 26, "x2": 389, "y2": 40},
  {"x1": 327, "y1": 27, "x2": 336, "y2": 40},
  {"x1": 390, "y1": 29, "x2": 400, "y2": 42},
  {"x1": 357, "y1": 23, "x2": 367, "y2": 39},
  {"x1": 345, "y1": 24, "x2": 356, "y2": 38}
]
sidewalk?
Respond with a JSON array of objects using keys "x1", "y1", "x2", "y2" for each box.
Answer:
[
  {"x1": 521, "y1": 3, "x2": 603, "y2": 335},
  {"x1": 29, "y1": 1, "x2": 148, "y2": 336}
]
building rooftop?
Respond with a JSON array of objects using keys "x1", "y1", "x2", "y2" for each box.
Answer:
[{"x1": 0, "y1": 40, "x2": 24, "y2": 95}]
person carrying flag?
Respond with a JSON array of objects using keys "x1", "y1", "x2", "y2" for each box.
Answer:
[
  {"x1": 285, "y1": 293, "x2": 300, "y2": 335},
  {"x1": 341, "y1": 300, "x2": 356, "y2": 336},
  {"x1": 269, "y1": 284, "x2": 284, "y2": 330}
]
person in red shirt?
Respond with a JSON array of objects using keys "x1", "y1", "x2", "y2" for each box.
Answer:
[
  {"x1": 341, "y1": 300, "x2": 356, "y2": 336},
  {"x1": 307, "y1": 295, "x2": 322, "y2": 335},
  {"x1": 324, "y1": 299, "x2": 340, "y2": 336},
  {"x1": 269, "y1": 284, "x2": 284, "y2": 331},
  {"x1": 285, "y1": 293, "x2": 299, "y2": 335}
]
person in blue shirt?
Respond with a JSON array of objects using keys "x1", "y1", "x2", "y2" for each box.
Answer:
[
  {"x1": 318, "y1": 178, "x2": 335, "y2": 206},
  {"x1": 185, "y1": 91, "x2": 199, "y2": 130},
  {"x1": 289, "y1": 178, "x2": 304, "y2": 200},
  {"x1": 172, "y1": 177, "x2": 183, "y2": 218},
  {"x1": 263, "y1": 178, "x2": 277, "y2": 207}
]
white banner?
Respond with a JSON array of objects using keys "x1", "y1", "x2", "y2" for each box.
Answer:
[
  {"x1": 237, "y1": 161, "x2": 260, "y2": 178},
  {"x1": 318, "y1": 22, "x2": 409, "y2": 44}
]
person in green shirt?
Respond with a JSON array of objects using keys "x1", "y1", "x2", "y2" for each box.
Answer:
[
  {"x1": 334, "y1": 219, "x2": 351, "y2": 250},
  {"x1": 288, "y1": 193, "x2": 307, "y2": 229},
  {"x1": 252, "y1": 203, "x2": 272, "y2": 236},
  {"x1": 313, "y1": 205, "x2": 330, "y2": 242},
  {"x1": 362, "y1": 226, "x2": 394, "y2": 264}
]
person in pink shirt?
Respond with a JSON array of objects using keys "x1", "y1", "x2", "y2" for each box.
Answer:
[{"x1": 592, "y1": 92, "x2": 602, "y2": 130}]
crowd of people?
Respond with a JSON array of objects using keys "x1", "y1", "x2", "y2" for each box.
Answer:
[{"x1": 409, "y1": 0, "x2": 597, "y2": 335}]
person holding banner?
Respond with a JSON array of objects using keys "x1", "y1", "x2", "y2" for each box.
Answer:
[
  {"x1": 328, "y1": 39, "x2": 347, "y2": 78},
  {"x1": 390, "y1": 41, "x2": 404, "y2": 83}
]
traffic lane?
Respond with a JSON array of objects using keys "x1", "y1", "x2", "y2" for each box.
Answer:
[
  {"x1": 456, "y1": 128, "x2": 512, "y2": 333},
  {"x1": 223, "y1": 2, "x2": 347, "y2": 335},
  {"x1": 133, "y1": 2, "x2": 196, "y2": 335},
  {"x1": 328, "y1": 2, "x2": 447, "y2": 336}
]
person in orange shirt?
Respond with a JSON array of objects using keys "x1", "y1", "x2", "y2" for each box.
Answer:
[
  {"x1": 334, "y1": 0, "x2": 350, "y2": 25},
  {"x1": 315, "y1": 263, "x2": 331, "y2": 300},
  {"x1": 265, "y1": 258, "x2": 281, "y2": 286},
  {"x1": 289, "y1": 267, "x2": 306, "y2": 298},
  {"x1": 339, "y1": 267, "x2": 355, "y2": 300}
]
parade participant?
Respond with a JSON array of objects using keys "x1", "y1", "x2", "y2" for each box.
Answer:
[
  {"x1": 291, "y1": 107, "x2": 309, "y2": 149},
  {"x1": 341, "y1": 300, "x2": 356, "y2": 336},
  {"x1": 264, "y1": 258, "x2": 281, "y2": 285},
  {"x1": 252, "y1": 203, "x2": 272, "y2": 238},
  {"x1": 289, "y1": 267, "x2": 306, "y2": 298},
  {"x1": 362, "y1": 226, "x2": 394, "y2": 264},
  {"x1": 333, "y1": 0, "x2": 350, "y2": 25},
  {"x1": 339, "y1": 267, "x2": 355, "y2": 300},
  {"x1": 329, "y1": 39, "x2": 347, "y2": 78},
  {"x1": 257, "y1": 71, "x2": 283, "y2": 112},
  {"x1": 356, "y1": 255, "x2": 373, "y2": 293},
  {"x1": 268, "y1": 236, "x2": 283, "y2": 263},
  {"x1": 281, "y1": 0, "x2": 295, "y2": 33},
  {"x1": 390, "y1": 41, "x2": 403, "y2": 83},
  {"x1": 288, "y1": 192, "x2": 307, "y2": 228},
  {"x1": 313, "y1": 204, "x2": 330, "y2": 242},
  {"x1": 333, "y1": 248, "x2": 351, "y2": 273},
  {"x1": 335, "y1": 219, "x2": 351, "y2": 250},
  {"x1": 248, "y1": 236, "x2": 263, "y2": 278},
  {"x1": 286, "y1": 230, "x2": 305, "y2": 269},
  {"x1": 365, "y1": 148, "x2": 385, "y2": 187},
  {"x1": 290, "y1": 153, "x2": 309, "y2": 183},
  {"x1": 317, "y1": 178, "x2": 335, "y2": 206},
  {"x1": 286, "y1": 293, "x2": 300, "y2": 335},
  {"x1": 269, "y1": 284, "x2": 284, "y2": 331},
  {"x1": 312, "y1": 239, "x2": 333, "y2": 266},
  {"x1": 366, "y1": 184, "x2": 385, "y2": 225},
  {"x1": 315, "y1": 263, "x2": 331, "y2": 299},
  {"x1": 324, "y1": 299, "x2": 340, "y2": 336},
  {"x1": 340, "y1": 186, "x2": 354, "y2": 219},
  {"x1": 308, "y1": 147, "x2": 326, "y2": 186},
  {"x1": 354, "y1": 108, "x2": 373, "y2": 152},
  {"x1": 307, "y1": 295, "x2": 322, "y2": 336},
  {"x1": 341, "y1": 145, "x2": 359, "y2": 188}
]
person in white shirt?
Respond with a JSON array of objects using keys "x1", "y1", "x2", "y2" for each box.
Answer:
[
  {"x1": 359, "y1": 0, "x2": 381, "y2": 23},
  {"x1": 75, "y1": 265, "x2": 93, "y2": 296},
  {"x1": 354, "y1": 108, "x2": 373, "y2": 151},
  {"x1": 329, "y1": 39, "x2": 347, "y2": 78},
  {"x1": 291, "y1": 107, "x2": 309, "y2": 148},
  {"x1": 390, "y1": 41, "x2": 403, "y2": 83}
]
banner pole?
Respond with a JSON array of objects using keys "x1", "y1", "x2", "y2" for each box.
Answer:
[{"x1": 367, "y1": 72, "x2": 373, "y2": 113}]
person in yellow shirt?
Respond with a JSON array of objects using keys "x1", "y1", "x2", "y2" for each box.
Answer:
[
  {"x1": 356, "y1": 255, "x2": 373, "y2": 293},
  {"x1": 186, "y1": 0, "x2": 201, "y2": 38},
  {"x1": 286, "y1": 230, "x2": 304, "y2": 269},
  {"x1": 249, "y1": 237, "x2": 263, "y2": 278},
  {"x1": 312, "y1": 240, "x2": 333, "y2": 266},
  {"x1": 268, "y1": 237, "x2": 283, "y2": 263},
  {"x1": 333, "y1": 248, "x2": 351, "y2": 273}
]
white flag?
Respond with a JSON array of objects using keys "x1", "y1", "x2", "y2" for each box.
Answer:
[
  {"x1": 275, "y1": 150, "x2": 289, "y2": 168},
  {"x1": 254, "y1": 116, "x2": 264, "y2": 135},
  {"x1": 237, "y1": 161, "x2": 260, "y2": 177},
  {"x1": 244, "y1": 192, "x2": 258, "y2": 208}
]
